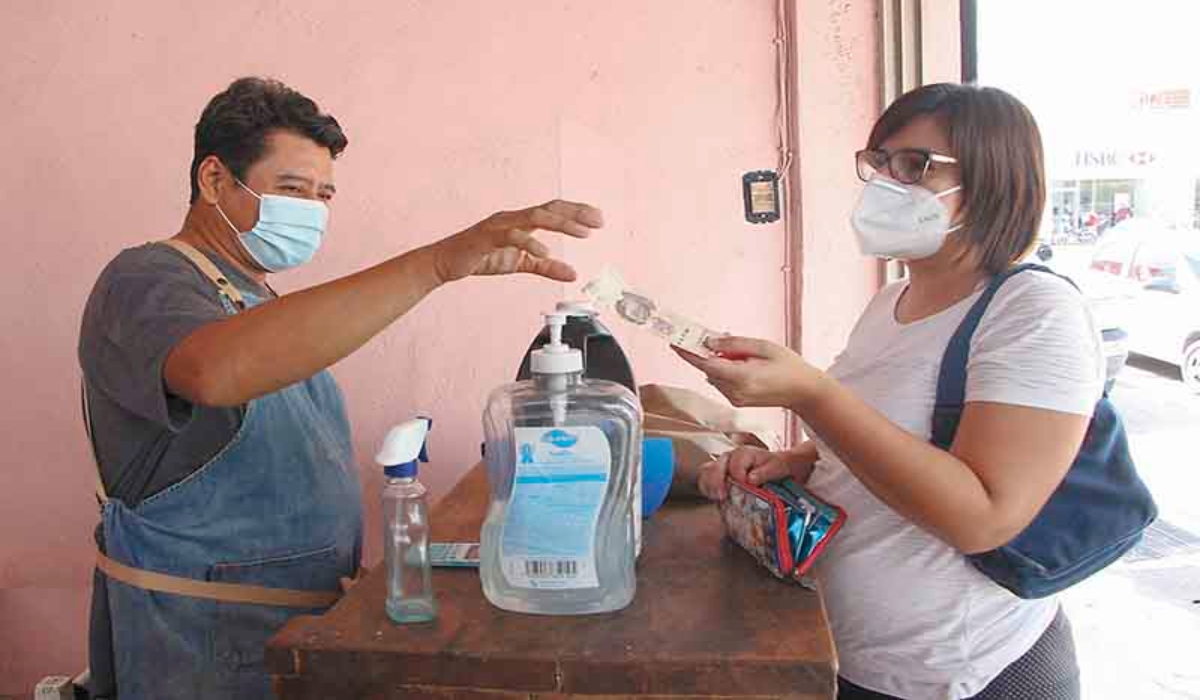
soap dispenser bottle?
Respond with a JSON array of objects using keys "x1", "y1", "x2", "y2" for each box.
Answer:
[{"x1": 480, "y1": 313, "x2": 642, "y2": 615}]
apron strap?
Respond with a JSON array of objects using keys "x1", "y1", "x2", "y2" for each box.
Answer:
[
  {"x1": 89, "y1": 241, "x2": 340, "y2": 610},
  {"x1": 159, "y1": 239, "x2": 246, "y2": 310},
  {"x1": 84, "y1": 240, "x2": 246, "y2": 505},
  {"x1": 96, "y1": 551, "x2": 342, "y2": 609}
]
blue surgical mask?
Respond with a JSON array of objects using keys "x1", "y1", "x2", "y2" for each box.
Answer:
[{"x1": 216, "y1": 179, "x2": 329, "y2": 272}]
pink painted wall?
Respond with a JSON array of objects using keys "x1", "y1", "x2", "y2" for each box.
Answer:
[
  {"x1": 0, "y1": 1, "x2": 787, "y2": 692},
  {"x1": 791, "y1": 1, "x2": 884, "y2": 368},
  {"x1": 789, "y1": 0, "x2": 963, "y2": 369},
  {"x1": 921, "y1": 0, "x2": 964, "y2": 85},
  {"x1": 1, "y1": 1, "x2": 962, "y2": 693}
]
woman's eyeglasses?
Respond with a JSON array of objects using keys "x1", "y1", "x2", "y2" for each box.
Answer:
[{"x1": 855, "y1": 148, "x2": 957, "y2": 185}]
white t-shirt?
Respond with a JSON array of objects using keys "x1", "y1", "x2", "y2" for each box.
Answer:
[{"x1": 805, "y1": 270, "x2": 1104, "y2": 700}]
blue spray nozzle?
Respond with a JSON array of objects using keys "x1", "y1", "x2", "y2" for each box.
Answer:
[{"x1": 384, "y1": 461, "x2": 419, "y2": 479}]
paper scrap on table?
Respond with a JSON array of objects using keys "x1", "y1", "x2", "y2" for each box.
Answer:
[{"x1": 583, "y1": 268, "x2": 722, "y2": 358}]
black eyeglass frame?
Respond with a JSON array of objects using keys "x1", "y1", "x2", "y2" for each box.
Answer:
[{"x1": 855, "y1": 148, "x2": 958, "y2": 185}]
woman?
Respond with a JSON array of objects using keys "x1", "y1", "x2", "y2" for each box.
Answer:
[{"x1": 677, "y1": 83, "x2": 1101, "y2": 699}]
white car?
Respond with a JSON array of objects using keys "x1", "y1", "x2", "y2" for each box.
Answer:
[{"x1": 1089, "y1": 219, "x2": 1200, "y2": 392}]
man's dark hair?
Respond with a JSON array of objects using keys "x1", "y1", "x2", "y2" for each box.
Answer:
[{"x1": 189, "y1": 77, "x2": 348, "y2": 203}]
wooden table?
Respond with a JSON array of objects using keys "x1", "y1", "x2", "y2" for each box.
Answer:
[{"x1": 267, "y1": 464, "x2": 837, "y2": 699}]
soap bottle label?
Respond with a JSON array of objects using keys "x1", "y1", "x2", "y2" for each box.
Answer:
[{"x1": 501, "y1": 426, "x2": 611, "y2": 590}]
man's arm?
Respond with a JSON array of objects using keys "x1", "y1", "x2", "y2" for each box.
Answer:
[{"x1": 166, "y1": 201, "x2": 602, "y2": 407}]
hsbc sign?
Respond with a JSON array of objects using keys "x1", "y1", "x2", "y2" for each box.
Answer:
[
  {"x1": 1128, "y1": 151, "x2": 1157, "y2": 166},
  {"x1": 1073, "y1": 150, "x2": 1158, "y2": 168}
]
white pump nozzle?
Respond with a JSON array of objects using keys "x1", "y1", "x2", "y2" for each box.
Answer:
[
  {"x1": 547, "y1": 312, "x2": 566, "y2": 347},
  {"x1": 530, "y1": 312, "x2": 584, "y2": 375}
]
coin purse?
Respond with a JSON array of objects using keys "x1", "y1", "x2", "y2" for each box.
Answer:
[{"x1": 718, "y1": 476, "x2": 846, "y2": 583}]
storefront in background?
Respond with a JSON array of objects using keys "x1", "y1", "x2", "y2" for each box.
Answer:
[{"x1": 1042, "y1": 88, "x2": 1199, "y2": 241}]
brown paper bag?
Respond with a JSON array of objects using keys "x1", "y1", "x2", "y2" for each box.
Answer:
[{"x1": 640, "y1": 384, "x2": 782, "y2": 470}]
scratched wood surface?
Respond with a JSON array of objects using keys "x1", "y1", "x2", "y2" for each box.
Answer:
[{"x1": 268, "y1": 464, "x2": 836, "y2": 698}]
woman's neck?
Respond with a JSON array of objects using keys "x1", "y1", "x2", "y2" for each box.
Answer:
[{"x1": 895, "y1": 249, "x2": 987, "y2": 324}]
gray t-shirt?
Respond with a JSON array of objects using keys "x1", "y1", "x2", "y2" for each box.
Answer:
[{"x1": 78, "y1": 242, "x2": 272, "y2": 504}]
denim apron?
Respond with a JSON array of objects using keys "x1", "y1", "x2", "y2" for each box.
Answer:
[{"x1": 99, "y1": 248, "x2": 363, "y2": 699}]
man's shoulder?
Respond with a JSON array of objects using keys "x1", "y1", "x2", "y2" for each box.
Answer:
[
  {"x1": 100, "y1": 241, "x2": 198, "y2": 279},
  {"x1": 84, "y1": 242, "x2": 222, "y2": 324},
  {"x1": 89, "y1": 242, "x2": 219, "y2": 302}
]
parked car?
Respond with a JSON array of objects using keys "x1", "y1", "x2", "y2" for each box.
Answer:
[
  {"x1": 1089, "y1": 219, "x2": 1200, "y2": 392},
  {"x1": 1031, "y1": 243, "x2": 1129, "y2": 393}
]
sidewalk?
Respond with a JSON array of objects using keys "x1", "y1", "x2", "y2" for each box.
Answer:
[{"x1": 1064, "y1": 358, "x2": 1200, "y2": 699}]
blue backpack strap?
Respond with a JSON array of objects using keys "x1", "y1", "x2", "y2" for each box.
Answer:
[{"x1": 930, "y1": 262, "x2": 1068, "y2": 449}]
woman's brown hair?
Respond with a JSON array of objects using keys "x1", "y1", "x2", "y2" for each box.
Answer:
[{"x1": 867, "y1": 83, "x2": 1046, "y2": 275}]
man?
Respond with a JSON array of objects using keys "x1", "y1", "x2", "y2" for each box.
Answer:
[{"x1": 78, "y1": 76, "x2": 602, "y2": 699}]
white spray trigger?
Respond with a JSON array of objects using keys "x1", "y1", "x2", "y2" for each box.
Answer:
[{"x1": 376, "y1": 418, "x2": 431, "y2": 467}]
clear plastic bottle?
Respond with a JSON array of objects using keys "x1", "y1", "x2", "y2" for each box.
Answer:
[
  {"x1": 481, "y1": 313, "x2": 642, "y2": 615},
  {"x1": 379, "y1": 418, "x2": 437, "y2": 623}
]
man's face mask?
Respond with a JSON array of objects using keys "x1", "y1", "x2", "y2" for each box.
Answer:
[
  {"x1": 850, "y1": 176, "x2": 963, "y2": 261},
  {"x1": 216, "y1": 179, "x2": 329, "y2": 272}
]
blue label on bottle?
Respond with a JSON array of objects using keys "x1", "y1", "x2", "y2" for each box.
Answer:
[{"x1": 501, "y1": 426, "x2": 611, "y2": 589}]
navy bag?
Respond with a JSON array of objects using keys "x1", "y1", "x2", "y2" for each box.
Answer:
[{"x1": 931, "y1": 263, "x2": 1158, "y2": 599}]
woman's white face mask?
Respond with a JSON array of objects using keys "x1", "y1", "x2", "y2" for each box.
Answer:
[{"x1": 851, "y1": 176, "x2": 963, "y2": 260}]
